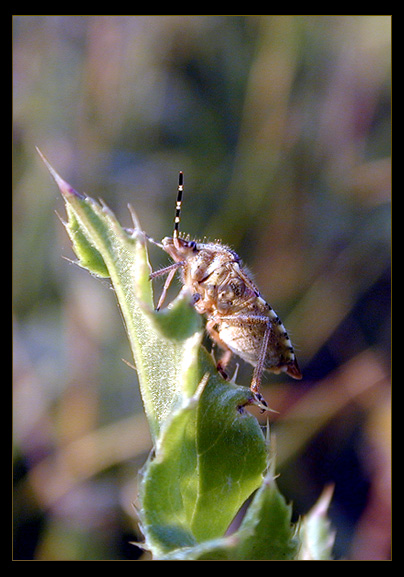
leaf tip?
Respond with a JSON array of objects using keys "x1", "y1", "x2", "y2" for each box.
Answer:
[{"x1": 36, "y1": 147, "x2": 85, "y2": 200}]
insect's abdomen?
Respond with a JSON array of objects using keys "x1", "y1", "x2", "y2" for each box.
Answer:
[{"x1": 217, "y1": 311, "x2": 301, "y2": 379}]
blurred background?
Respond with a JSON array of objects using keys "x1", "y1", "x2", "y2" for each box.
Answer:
[{"x1": 13, "y1": 15, "x2": 391, "y2": 560}]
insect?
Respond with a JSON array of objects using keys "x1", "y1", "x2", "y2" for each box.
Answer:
[{"x1": 150, "y1": 172, "x2": 302, "y2": 407}]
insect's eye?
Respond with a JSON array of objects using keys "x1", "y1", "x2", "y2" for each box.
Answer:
[{"x1": 188, "y1": 240, "x2": 197, "y2": 251}]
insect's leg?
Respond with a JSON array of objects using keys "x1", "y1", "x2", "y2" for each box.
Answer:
[
  {"x1": 206, "y1": 319, "x2": 233, "y2": 380},
  {"x1": 155, "y1": 268, "x2": 176, "y2": 311},
  {"x1": 149, "y1": 260, "x2": 184, "y2": 280},
  {"x1": 250, "y1": 319, "x2": 271, "y2": 408},
  {"x1": 149, "y1": 261, "x2": 184, "y2": 311},
  {"x1": 216, "y1": 350, "x2": 233, "y2": 380}
]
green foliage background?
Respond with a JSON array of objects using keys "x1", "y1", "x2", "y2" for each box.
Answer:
[{"x1": 13, "y1": 16, "x2": 391, "y2": 560}]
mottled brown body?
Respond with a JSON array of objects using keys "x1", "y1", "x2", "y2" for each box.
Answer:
[{"x1": 150, "y1": 172, "x2": 302, "y2": 405}]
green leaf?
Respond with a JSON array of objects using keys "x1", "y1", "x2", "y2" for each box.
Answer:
[
  {"x1": 63, "y1": 203, "x2": 110, "y2": 278},
  {"x1": 139, "y1": 352, "x2": 268, "y2": 557},
  {"x1": 38, "y1": 149, "x2": 203, "y2": 440},
  {"x1": 157, "y1": 461, "x2": 300, "y2": 560}
]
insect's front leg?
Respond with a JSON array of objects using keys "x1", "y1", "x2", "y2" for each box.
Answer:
[{"x1": 149, "y1": 261, "x2": 185, "y2": 310}]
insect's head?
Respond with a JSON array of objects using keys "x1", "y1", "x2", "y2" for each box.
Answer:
[{"x1": 161, "y1": 236, "x2": 199, "y2": 261}]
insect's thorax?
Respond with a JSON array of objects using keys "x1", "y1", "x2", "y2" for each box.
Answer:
[{"x1": 162, "y1": 236, "x2": 267, "y2": 317}]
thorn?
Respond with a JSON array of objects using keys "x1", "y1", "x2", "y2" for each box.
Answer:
[
  {"x1": 127, "y1": 203, "x2": 141, "y2": 231},
  {"x1": 121, "y1": 357, "x2": 137, "y2": 371},
  {"x1": 99, "y1": 198, "x2": 113, "y2": 215},
  {"x1": 145, "y1": 234, "x2": 163, "y2": 249},
  {"x1": 36, "y1": 147, "x2": 85, "y2": 200},
  {"x1": 61, "y1": 255, "x2": 79, "y2": 266},
  {"x1": 54, "y1": 209, "x2": 67, "y2": 227},
  {"x1": 126, "y1": 203, "x2": 149, "y2": 245},
  {"x1": 230, "y1": 363, "x2": 239, "y2": 383}
]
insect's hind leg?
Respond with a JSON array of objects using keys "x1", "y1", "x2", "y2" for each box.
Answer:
[{"x1": 250, "y1": 320, "x2": 271, "y2": 409}]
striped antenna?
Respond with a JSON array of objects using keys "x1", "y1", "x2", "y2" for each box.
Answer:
[{"x1": 173, "y1": 171, "x2": 184, "y2": 246}]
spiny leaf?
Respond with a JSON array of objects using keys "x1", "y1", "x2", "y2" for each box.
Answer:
[
  {"x1": 38, "y1": 149, "x2": 203, "y2": 439},
  {"x1": 139, "y1": 358, "x2": 268, "y2": 557},
  {"x1": 159, "y1": 463, "x2": 300, "y2": 560}
]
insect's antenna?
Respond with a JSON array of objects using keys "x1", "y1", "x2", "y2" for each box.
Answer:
[{"x1": 173, "y1": 171, "x2": 183, "y2": 249}]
